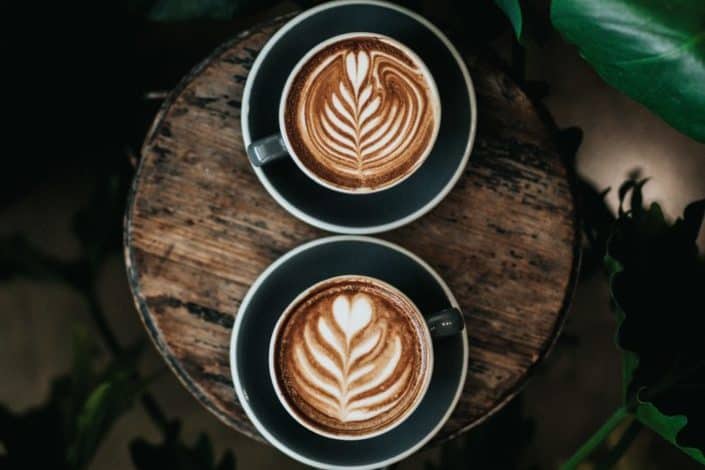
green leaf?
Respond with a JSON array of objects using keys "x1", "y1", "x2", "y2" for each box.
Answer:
[
  {"x1": 636, "y1": 402, "x2": 705, "y2": 463},
  {"x1": 551, "y1": 0, "x2": 705, "y2": 142},
  {"x1": 605, "y1": 254, "x2": 639, "y2": 401},
  {"x1": 0, "y1": 328, "x2": 146, "y2": 469},
  {"x1": 493, "y1": 0, "x2": 523, "y2": 39},
  {"x1": 130, "y1": 421, "x2": 235, "y2": 470},
  {"x1": 606, "y1": 181, "x2": 705, "y2": 463},
  {"x1": 67, "y1": 327, "x2": 100, "y2": 430},
  {"x1": 0, "y1": 329, "x2": 100, "y2": 469},
  {"x1": 67, "y1": 373, "x2": 142, "y2": 469}
]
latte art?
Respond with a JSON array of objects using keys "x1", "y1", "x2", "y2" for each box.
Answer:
[
  {"x1": 299, "y1": 293, "x2": 408, "y2": 422},
  {"x1": 272, "y1": 277, "x2": 431, "y2": 438},
  {"x1": 284, "y1": 36, "x2": 439, "y2": 191}
]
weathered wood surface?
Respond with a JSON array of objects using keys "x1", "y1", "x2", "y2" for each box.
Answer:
[{"x1": 125, "y1": 15, "x2": 579, "y2": 445}]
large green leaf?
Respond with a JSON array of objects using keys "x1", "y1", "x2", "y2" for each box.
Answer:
[
  {"x1": 605, "y1": 181, "x2": 705, "y2": 464},
  {"x1": 492, "y1": 0, "x2": 523, "y2": 39},
  {"x1": 551, "y1": 0, "x2": 705, "y2": 142}
]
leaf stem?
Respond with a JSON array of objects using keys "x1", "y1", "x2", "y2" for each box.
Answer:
[
  {"x1": 84, "y1": 287, "x2": 122, "y2": 357},
  {"x1": 140, "y1": 394, "x2": 171, "y2": 433},
  {"x1": 560, "y1": 406, "x2": 629, "y2": 470},
  {"x1": 83, "y1": 285, "x2": 170, "y2": 436},
  {"x1": 1, "y1": 235, "x2": 172, "y2": 436},
  {"x1": 597, "y1": 418, "x2": 642, "y2": 470}
]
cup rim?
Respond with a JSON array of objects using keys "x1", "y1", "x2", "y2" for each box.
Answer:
[
  {"x1": 240, "y1": 0, "x2": 477, "y2": 234},
  {"x1": 267, "y1": 273, "x2": 436, "y2": 440},
  {"x1": 230, "y1": 235, "x2": 468, "y2": 469},
  {"x1": 277, "y1": 32, "x2": 442, "y2": 195}
]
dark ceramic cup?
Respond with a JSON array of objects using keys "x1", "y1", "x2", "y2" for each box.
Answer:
[
  {"x1": 241, "y1": 0, "x2": 477, "y2": 234},
  {"x1": 230, "y1": 236, "x2": 468, "y2": 469}
]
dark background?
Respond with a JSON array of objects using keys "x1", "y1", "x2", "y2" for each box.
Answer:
[{"x1": 2, "y1": 0, "x2": 704, "y2": 468}]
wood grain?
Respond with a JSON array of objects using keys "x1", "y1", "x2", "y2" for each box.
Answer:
[{"x1": 125, "y1": 14, "x2": 580, "y2": 445}]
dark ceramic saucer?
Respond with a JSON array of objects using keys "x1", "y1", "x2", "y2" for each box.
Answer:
[
  {"x1": 230, "y1": 236, "x2": 468, "y2": 469},
  {"x1": 241, "y1": 0, "x2": 476, "y2": 234}
]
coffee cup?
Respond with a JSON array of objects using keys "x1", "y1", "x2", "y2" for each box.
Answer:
[
  {"x1": 231, "y1": 234, "x2": 469, "y2": 468},
  {"x1": 268, "y1": 274, "x2": 463, "y2": 440},
  {"x1": 247, "y1": 32, "x2": 442, "y2": 194}
]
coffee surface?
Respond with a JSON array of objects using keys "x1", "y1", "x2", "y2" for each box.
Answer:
[
  {"x1": 273, "y1": 277, "x2": 431, "y2": 437},
  {"x1": 284, "y1": 36, "x2": 438, "y2": 191}
]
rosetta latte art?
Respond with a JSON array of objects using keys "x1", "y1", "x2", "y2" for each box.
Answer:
[
  {"x1": 274, "y1": 278, "x2": 430, "y2": 437},
  {"x1": 284, "y1": 37, "x2": 438, "y2": 191},
  {"x1": 296, "y1": 294, "x2": 408, "y2": 422}
]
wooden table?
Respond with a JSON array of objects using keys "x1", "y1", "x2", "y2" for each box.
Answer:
[{"x1": 125, "y1": 14, "x2": 580, "y2": 446}]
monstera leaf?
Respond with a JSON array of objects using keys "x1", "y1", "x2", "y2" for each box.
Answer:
[
  {"x1": 606, "y1": 180, "x2": 705, "y2": 463},
  {"x1": 493, "y1": 0, "x2": 705, "y2": 142},
  {"x1": 551, "y1": 0, "x2": 705, "y2": 142}
]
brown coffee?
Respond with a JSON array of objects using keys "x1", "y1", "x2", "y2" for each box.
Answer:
[
  {"x1": 283, "y1": 36, "x2": 439, "y2": 192},
  {"x1": 272, "y1": 276, "x2": 432, "y2": 438}
]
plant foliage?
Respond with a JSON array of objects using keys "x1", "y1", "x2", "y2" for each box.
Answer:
[
  {"x1": 551, "y1": 0, "x2": 705, "y2": 142},
  {"x1": 130, "y1": 421, "x2": 236, "y2": 470},
  {"x1": 0, "y1": 329, "x2": 144, "y2": 469},
  {"x1": 606, "y1": 180, "x2": 705, "y2": 464},
  {"x1": 492, "y1": 0, "x2": 523, "y2": 39},
  {"x1": 495, "y1": 0, "x2": 705, "y2": 142}
]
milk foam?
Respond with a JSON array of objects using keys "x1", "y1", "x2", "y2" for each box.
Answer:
[
  {"x1": 292, "y1": 294, "x2": 405, "y2": 422},
  {"x1": 273, "y1": 277, "x2": 430, "y2": 437},
  {"x1": 285, "y1": 37, "x2": 438, "y2": 191}
]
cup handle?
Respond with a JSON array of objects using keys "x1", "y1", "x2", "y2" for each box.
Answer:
[
  {"x1": 426, "y1": 308, "x2": 465, "y2": 338},
  {"x1": 247, "y1": 134, "x2": 289, "y2": 166}
]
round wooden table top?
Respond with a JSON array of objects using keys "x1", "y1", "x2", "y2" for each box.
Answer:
[{"x1": 125, "y1": 14, "x2": 579, "y2": 446}]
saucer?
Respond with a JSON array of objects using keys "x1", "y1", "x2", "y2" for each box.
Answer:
[
  {"x1": 241, "y1": 0, "x2": 476, "y2": 234},
  {"x1": 230, "y1": 236, "x2": 468, "y2": 469}
]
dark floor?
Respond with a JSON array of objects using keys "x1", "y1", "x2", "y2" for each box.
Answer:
[{"x1": 2, "y1": 5, "x2": 704, "y2": 469}]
